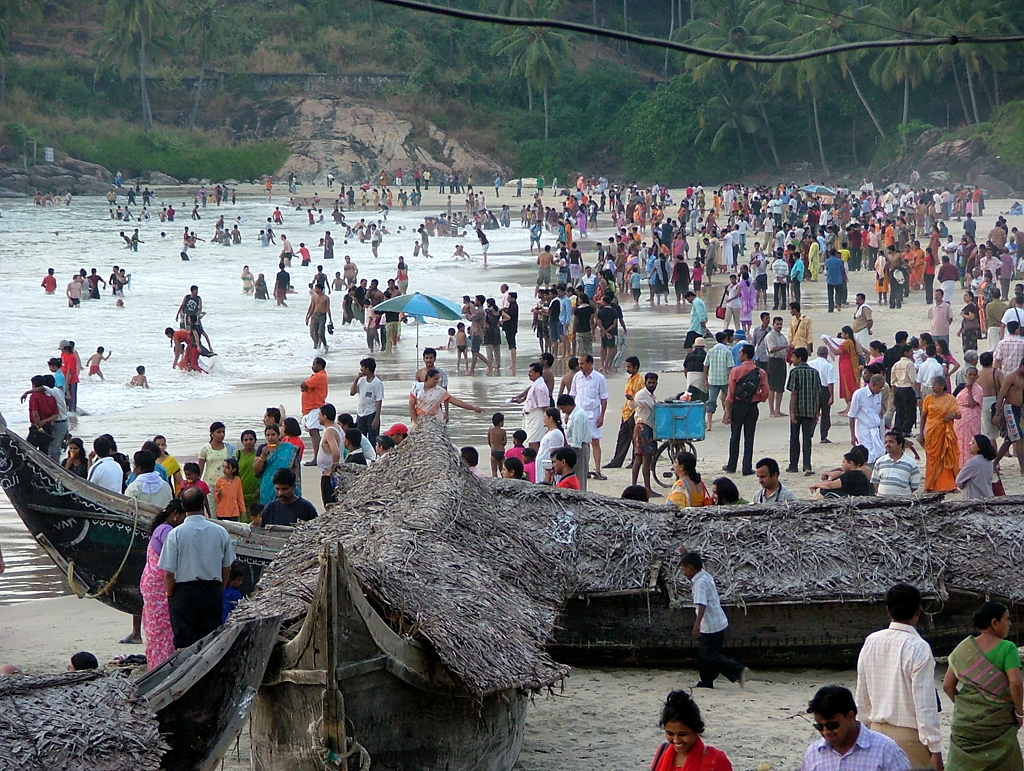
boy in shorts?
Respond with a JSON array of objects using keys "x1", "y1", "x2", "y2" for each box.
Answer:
[
  {"x1": 455, "y1": 323, "x2": 468, "y2": 373},
  {"x1": 487, "y1": 413, "x2": 507, "y2": 477}
]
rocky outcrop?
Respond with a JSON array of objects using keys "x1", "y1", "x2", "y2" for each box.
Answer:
[
  {"x1": 230, "y1": 96, "x2": 509, "y2": 185},
  {"x1": 0, "y1": 156, "x2": 114, "y2": 197},
  {"x1": 878, "y1": 129, "x2": 1021, "y2": 194}
]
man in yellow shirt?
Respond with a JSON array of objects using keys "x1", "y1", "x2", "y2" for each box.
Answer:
[
  {"x1": 788, "y1": 302, "x2": 813, "y2": 351},
  {"x1": 605, "y1": 356, "x2": 644, "y2": 468}
]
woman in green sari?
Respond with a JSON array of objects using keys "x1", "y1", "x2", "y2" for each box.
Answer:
[
  {"x1": 252, "y1": 423, "x2": 299, "y2": 506},
  {"x1": 943, "y1": 601, "x2": 1024, "y2": 771}
]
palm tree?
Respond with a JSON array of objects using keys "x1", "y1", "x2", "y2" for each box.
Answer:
[
  {"x1": 677, "y1": 0, "x2": 782, "y2": 168},
  {"x1": 930, "y1": 0, "x2": 1009, "y2": 125},
  {"x1": 694, "y1": 78, "x2": 764, "y2": 173},
  {"x1": 184, "y1": 0, "x2": 225, "y2": 133},
  {"x1": 96, "y1": 0, "x2": 170, "y2": 131},
  {"x1": 0, "y1": 0, "x2": 41, "y2": 104},
  {"x1": 491, "y1": 0, "x2": 570, "y2": 143},
  {"x1": 863, "y1": 0, "x2": 929, "y2": 145},
  {"x1": 778, "y1": 0, "x2": 887, "y2": 140},
  {"x1": 766, "y1": 37, "x2": 832, "y2": 176}
]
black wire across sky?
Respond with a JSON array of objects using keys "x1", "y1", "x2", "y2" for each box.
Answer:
[{"x1": 370, "y1": 0, "x2": 1024, "y2": 64}]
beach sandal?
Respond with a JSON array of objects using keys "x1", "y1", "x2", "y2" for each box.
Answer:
[
  {"x1": 594, "y1": 473, "x2": 608, "y2": 481},
  {"x1": 119, "y1": 636, "x2": 142, "y2": 644}
]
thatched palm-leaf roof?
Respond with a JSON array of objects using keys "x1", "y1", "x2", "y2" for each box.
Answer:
[
  {"x1": 0, "y1": 671, "x2": 165, "y2": 771},
  {"x1": 239, "y1": 418, "x2": 1024, "y2": 695}
]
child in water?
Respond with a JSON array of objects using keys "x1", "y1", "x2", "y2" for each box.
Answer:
[
  {"x1": 87, "y1": 347, "x2": 112, "y2": 380},
  {"x1": 128, "y1": 366, "x2": 149, "y2": 388}
]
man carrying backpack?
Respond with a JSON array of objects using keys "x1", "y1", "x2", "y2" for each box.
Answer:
[{"x1": 723, "y1": 344, "x2": 769, "y2": 476}]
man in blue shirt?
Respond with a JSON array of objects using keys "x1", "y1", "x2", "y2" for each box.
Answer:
[
  {"x1": 824, "y1": 250, "x2": 847, "y2": 313},
  {"x1": 684, "y1": 291, "x2": 710, "y2": 350},
  {"x1": 48, "y1": 357, "x2": 66, "y2": 394}
]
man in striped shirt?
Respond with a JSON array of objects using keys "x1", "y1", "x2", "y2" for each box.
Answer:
[
  {"x1": 856, "y1": 584, "x2": 943, "y2": 770},
  {"x1": 800, "y1": 686, "x2": 911, "y2": 771},
  {"x1": 871, "y1": 431, "x2": 922, "y2": 495},
  {"x1": 703, "y1": 331, "x2": 734, "y2": 431}
]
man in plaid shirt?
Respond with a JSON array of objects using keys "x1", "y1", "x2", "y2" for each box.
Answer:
[
  {"x1": 786, "y1": 347, "x2": 822, "y2": 474},
  {"x1": 703, "y1": 330, "x2": 734, "y2": 432}
]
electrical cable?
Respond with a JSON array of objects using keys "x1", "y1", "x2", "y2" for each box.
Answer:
[{"x1": 370, "y1": 0, "x2": 1024, "y2": 63}]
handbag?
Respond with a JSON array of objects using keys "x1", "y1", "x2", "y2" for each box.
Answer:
[
  {"x1": 993, "y1": 468, "x2": 1006, "y2": 497},
  {"x1": 715, "y1": 306, "x2": 726, "y2": 320}
]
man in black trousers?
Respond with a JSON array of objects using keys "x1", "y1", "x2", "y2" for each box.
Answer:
[{"x1": 159, "y1": 487, "x2": 236, "y2": 649}]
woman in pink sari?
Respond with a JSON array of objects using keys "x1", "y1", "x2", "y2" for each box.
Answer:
[
  {"x1": 408, "y1": 368, "x2": 484, "y2": 426},
  {"x1": 141, "y1": 500, "x2": 185, "y2": 670},
  {"x1": 954, "y1": 366, "x2": 983, "y2": 466},
  {"x1": 738, "y1": 270, "x2": 756, "y2": 335}
]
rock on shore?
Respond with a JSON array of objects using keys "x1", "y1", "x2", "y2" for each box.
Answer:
[
  {"x1": 230, "y1": 95, "x2": 509, "y2": 185},
  {"x1": 0, "y1": 156, "x2": 113, "y2": 197}
]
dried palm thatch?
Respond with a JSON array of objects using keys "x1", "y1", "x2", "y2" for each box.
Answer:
[
  {"x1": 0, "y1": 671, "x2": 166, "y2": 771},
  {"x1": 238, "y1": 417, "x2": 1024, "y2": 695}
]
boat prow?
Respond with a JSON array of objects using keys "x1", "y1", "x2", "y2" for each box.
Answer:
[
  {"x1": 0, "y1": 425, "x2": 290, "y2": 614},
  {"x1": 137, "y1": 615, "x2": 283, "y2": 771}
]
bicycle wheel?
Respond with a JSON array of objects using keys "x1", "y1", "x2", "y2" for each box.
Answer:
[{"x1": 652, "y1": 440, "x2": 699, "y2": 489}]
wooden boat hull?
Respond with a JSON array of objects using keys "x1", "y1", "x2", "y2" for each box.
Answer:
[
  {"x1": 251, "y1": 545, "x2": 528, "y2": 771},
  {"x1": 0, "y1": 427, "x2": 287, "y2": 614},
  {"x1": 550, "y1": 589, "x2": 1017, "y2": 668},
  {"x1": 138, "y1": 615, "x2": 283, "y2": 771}
]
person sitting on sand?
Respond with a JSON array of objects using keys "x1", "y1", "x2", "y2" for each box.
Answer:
[
  {"x1": 649, "y1": 689, "x2": 733, "y2": 771},
  {"x1": 808, "y1": 449, "x2": 874, "y2": 499}
]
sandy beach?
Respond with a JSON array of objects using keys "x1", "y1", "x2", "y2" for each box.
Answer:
[{"x1": 2, "y1": 185, "x2": 1023, "y2": 769}]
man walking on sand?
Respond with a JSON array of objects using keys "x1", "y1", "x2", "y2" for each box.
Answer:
[
  {"x1": 300, "y1": 357, "x2": 328, "y2": 466},
  {"x1": 680, "y1": 550, "x2": 749, "y2": 690},
  {"x1": 856, "y1": 583, "x2": 944, "y2": 771}
]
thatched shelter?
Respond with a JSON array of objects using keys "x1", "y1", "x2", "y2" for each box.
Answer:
[
  {"x1": 0, "y1": 671, "x2": 165, "y2": 771},
  {"x1": 239, "y1": 418, "x2": 1024, "y2": 692}
]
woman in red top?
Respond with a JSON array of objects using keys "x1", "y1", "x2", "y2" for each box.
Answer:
[{"x1": 650, "y1": 690, "x2": 732, "y2": 771}]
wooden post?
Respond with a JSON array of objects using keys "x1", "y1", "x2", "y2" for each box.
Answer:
[{"x1": 321, "y1": 543, "x2": 348, "y2": 770}]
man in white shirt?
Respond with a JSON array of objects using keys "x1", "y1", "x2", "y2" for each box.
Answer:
[
  {"x1": 87, "y1": 435, "x2": 124, "y2": 493},
  {"x1": 808, "y1": 346, "x2": 837, "y2": 443},
  {"x1": 681, "y1": 550, "x2": 748, "y2": 689},
  {"x1": 848, "y1": 374, "x2": 886, "y2": 463},
  {"x1": 856, "y1": 584, "x2": 943, "y2": 771},
  {"x1": 915, "y1": 345, "x2": 945, "y2": 401},
  {"x1": 349, "y1": 357, "x2": 384, "y2": 445},
  {"x1": 556, "y1": 394, "x2": 592, "y2": 490},
  {"x1": 570, "y1": 354, "x2": 609, "y2": 476},
  {"x1": 516, "y1": 362, "x2": 550, "y2": 449}
]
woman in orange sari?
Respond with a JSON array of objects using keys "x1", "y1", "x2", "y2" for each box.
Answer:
[
  {"x1": 908, "y1": 246, "x2": 924, "y2": 291},
  {"x1": 825, "y1": 326, "x2": 861, "y2": 415},
  {"x1": 920, "y1": 375, "x2": 961, "y2": 492}
]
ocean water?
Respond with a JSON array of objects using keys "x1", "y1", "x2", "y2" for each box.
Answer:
[{"x1": 0, "y1": 195, "x2": 533, "y2": 426}]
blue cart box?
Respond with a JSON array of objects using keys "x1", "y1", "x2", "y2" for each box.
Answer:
[{"x1": 653, "y1": 401, "x2": 706, "y2": 442}]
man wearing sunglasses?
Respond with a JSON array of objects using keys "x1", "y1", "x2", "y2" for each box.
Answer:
[{"x1": 801, "y1": 685, "x2": 911, "y2": 771}]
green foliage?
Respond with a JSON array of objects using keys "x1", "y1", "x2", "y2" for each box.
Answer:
[
  {"x1": 985, "y1": 101, "x2": 1024, "y2": 176},
  {"x1": 620, "y1": 76, "x2": 741, "y2": 184},
  {"x1": 59, "y1": 131, "x2": 289, "y2": 180}
]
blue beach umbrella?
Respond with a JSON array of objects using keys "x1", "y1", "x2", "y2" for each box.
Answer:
[
  {"x1": 373, "y1": 292, "x2": 463, "y2": 351},
  {"x1": 801, "y1": 184, "x2": 837, "y2": 196}
]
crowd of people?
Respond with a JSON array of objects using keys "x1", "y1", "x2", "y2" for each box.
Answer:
[{"x1": 656, "y1": 572, "x2": 1023, "y2": 770}]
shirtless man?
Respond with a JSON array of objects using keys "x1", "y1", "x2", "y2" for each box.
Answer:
[
  {"x1": 279, "y1": 234, "x2": 294, "y2": 266},
  {"x1": 343, "y1": 256, "x2": 358, "y2": 286},
  {"x1": 305, "y1": 285, "x2": 333, "y2": 353},
  {"x1": 537, "y1": 245, "x2": 554, "y2": 296},
  {"x1": 977, "y1": 351, "x2": 1002, "y2": 445},
  {"x1": 66, "y1": 274, "x2": 84, "y2": 308},
  {"x1": 994, "y1": 355, "x2": 1024, "y2": 474}
]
